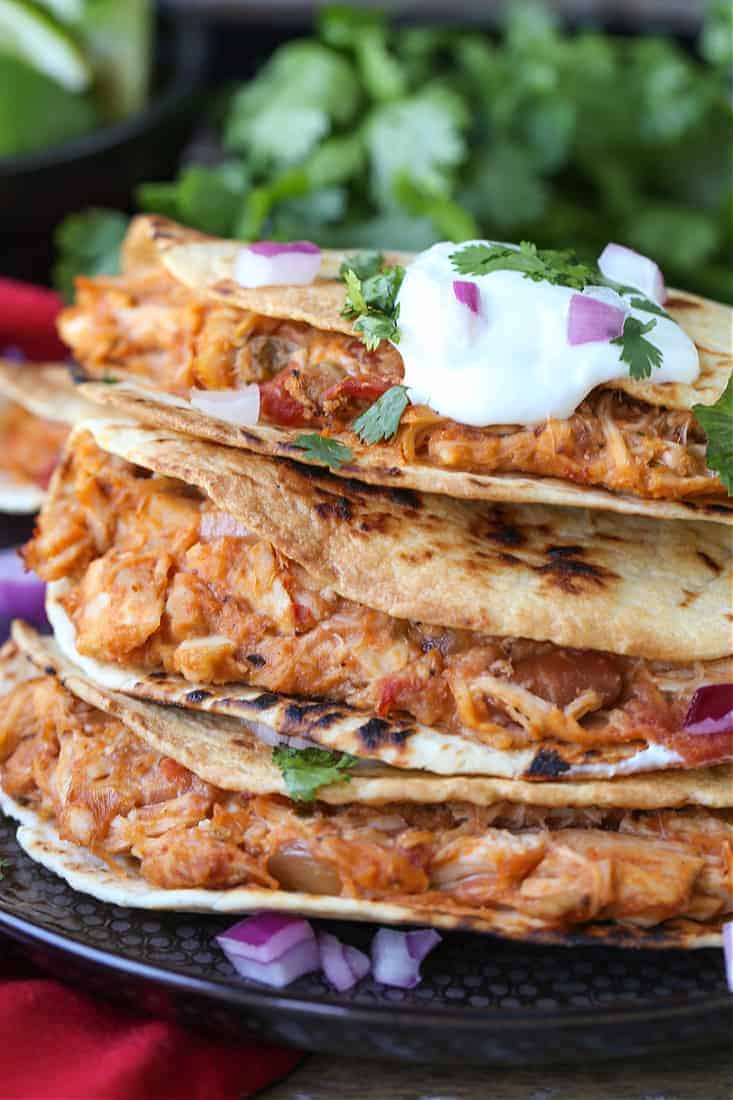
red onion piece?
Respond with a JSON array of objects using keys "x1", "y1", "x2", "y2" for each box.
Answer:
[
  {"x1": 684, "y1": 683, "x2": 733, "y2": 736},
  {"x1": 235, "y1": 242, "x2": 322, "y2": 288},
  {"x1": 248, "y1": 241, "x2": 320, "y2": 257},
  {"x1": 189, "y1": 385, "x2": 260, "y2": 426},
  {"x1": 223, "y1": 936, "x2": 320, "y2": 989},
  {"x1": 724, "y1": 922, "x2": 733, "y2": 994},
  {"x1": 318, "y1": 931, "x2": 371, "y2": 992},
  {"x1": 371, "y1": 928, "x2": 442, "y2": 988},
  {"x1": 0, "y1": 548, "x2": 47, "y2": 626},
  {"x1": 217, "y1": 913, "x2": 313, "y2": 963},
  {"x1": 199, "y1": 512, "x2": 251, "y2": 540},
  {"x1": 598, "y1": 243, "x2": 666, "y2": 304},
  {"x1": 567, "y1": 294, "x2": 626, "y2": 346},
  {"x1": 452, "y1": 280, "x2": 480, "y2": 315}
]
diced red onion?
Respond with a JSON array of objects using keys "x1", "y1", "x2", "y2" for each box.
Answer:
[
  {"x1": 199, "y1": 512, "x2": 251, "y2": 540},
  {"x1": 318, "y1": 931, "x2": 370, "y2": 992},
  {"x1": 0, "y1": 548, "x2": 47, "y2": 625},
  {"x1": 1, "y1": 345, "x2": 25, "y2": 361},
  {"x1": 724, "y1": 922, "x2": 733, "y2": 994},
  {"x1": 234, "y1": 241, "x2": 321, "y2": 288},
  {"x1": 452, "y1": 280, "x2": 480, "y2": 315},
  {"x1": 684, "y1": 684, "x2": 733, "y2": 736},
  {"x1": 189, "y1": 385, "x2": 260, "y2": 426},
  {"x1": 598, "y1": 243, "x2": 666, "y2": 304},
  {"x1": 371, "y1": 928, "x2": 442, "y2": 988},
  {"x1": 216, "y1": 914, "x2": 320, "y2": 988},
  {"x1": 567, "y1": 293, "x2": 626, "y2": 346}
]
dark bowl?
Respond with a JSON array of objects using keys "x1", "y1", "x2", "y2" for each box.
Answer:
[{"x1": 0, "y1": 16, "x2": 207, "y2": 284}]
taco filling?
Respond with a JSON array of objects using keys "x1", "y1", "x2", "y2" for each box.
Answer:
[
  {"x1": 58, "y1": 234, "x2": 727, "y2": 504},
  {"x1": 0, "y1": 399, "x2": 67, "y2": 490},
  {"x1": 1, "y1": 667, "x2": 731, "y2": 933},
  {"x1": 24, "y1": 432, "x2": 732, "y2": 770}
]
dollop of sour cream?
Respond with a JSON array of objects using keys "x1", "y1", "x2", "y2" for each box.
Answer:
[{"x1": 397, "y1": 241, "x2": 699, "y2": 426}]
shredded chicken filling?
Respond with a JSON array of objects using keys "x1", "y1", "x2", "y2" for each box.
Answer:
[
  {"x1": 0, "y1": 402, "x2": 67, "y2": 487},
  {"x1": 25, "y1": 434, "x2": 730, "y2": 762},
  {"x1": 1, "y1": 673, "x2": 730, "y2": 928},
  {"x1": 59, "y1": 269, "x2": 724, "y2": 502}
]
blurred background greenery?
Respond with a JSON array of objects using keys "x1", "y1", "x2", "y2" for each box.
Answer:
[{"x1": 1, "y1": 2, "x2": 731, "y2": 300}]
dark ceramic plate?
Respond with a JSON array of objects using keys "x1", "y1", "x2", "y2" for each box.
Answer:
[{"x1": 0, "y1": 814, "x2": 730, "y2": 1064}]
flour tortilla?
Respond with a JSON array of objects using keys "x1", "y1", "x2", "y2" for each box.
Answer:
[
  {"x1": 81, "y1": 418, "x2": 733, "y2": 662},
  {"x1": 0, "y1": 628, "x2": 726, "y2": 947},
  {"x1": 76, "y1": 215, "x2": 732, "y2": 525},
  {"x1": 41, "y1": 566, "x2": 733, "y2": 782}
]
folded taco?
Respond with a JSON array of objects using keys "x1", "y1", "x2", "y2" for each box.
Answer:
[
  {"x1": 0, "y1": 363, "x2": 96, "y2": 513},
  {"x1": 23, "y1": 419, "x2": 733, "y2": 781},
  {"x1": 1, "y1": 624, "x2": 730, "y2": 947},
  {"x1": 61, "y1": 217, "x2": 733, "y2": 524}
]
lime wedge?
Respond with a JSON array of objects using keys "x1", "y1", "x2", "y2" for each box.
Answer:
[
  {"x1": 0, "y1": 0, "x2": 91, "y2": 92},
  {"x1": 35, "y1": 0, "x2": 84, "y2": 23},
  {"x1": 78, "y1": 0, "x2": 152, "y2": 119}
]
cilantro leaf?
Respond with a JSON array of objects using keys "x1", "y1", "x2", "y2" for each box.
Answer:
[
  {"x1": 340, "y1": 261, "x2": 405, "y2": 350},
  {"x1": 0, "y1": 857, "x2": 9, "y2": 880},
  {"x1": 53, "y1": 208, "x2": 129, "y2": 301},
  {"x1": 272, "y1": 746, "x2": 357, "y2": 802},
  {"x1": 451, "y1": 240, "x2": 598, "y2": 291},
  {"x1": 628, "y1": 296, "x2": 672, "y2": 320},
  {"x1": 339, "y1": 250, "x2": 385, "y2": 282},
  {"x1": 137, "y1": 162, "x2": 250, "y2": 238},
  {"x1": 611, "y1": 317, "x2": 663, "y2": 380},
  {"x1": 694, "y1": 377, "x2": 733, "y2": 494},
  {"x1": 294, "y1": 433, "x2": 353, "y2": 469},
  {"x1": 352, "y1": 385, "x2": 409, "y2": 444}
]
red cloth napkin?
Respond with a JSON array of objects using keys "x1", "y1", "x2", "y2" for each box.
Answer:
[
  {"x1": 0, "y1": 279, "x2": 305, "y2": 1096},
  {"x1": 0, "y1": 953, "x2": 302, "y2": 1100}
]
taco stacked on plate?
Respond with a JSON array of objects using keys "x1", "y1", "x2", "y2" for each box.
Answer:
[{"x1": 0, "y1": 217, "x2": 731, "y2": 947}]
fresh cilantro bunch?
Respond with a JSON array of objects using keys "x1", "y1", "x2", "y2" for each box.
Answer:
[
  {"x1": 272, "y1": 746, "x2": 357, "y2": 801},
  {"x1": 55, "y1": 4, "x2": 733, "y2": 305},
  {"x1": 340, "y1": 256, "x2": 406, "y2": 351}
]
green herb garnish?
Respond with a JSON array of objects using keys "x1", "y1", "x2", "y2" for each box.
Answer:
[
  {"x1": 451, "y1": 241, "x2": 599, "y2": 291},
  {"x1": 294, "y1": 433, "x2": 353, "y2": 469},
  {"x1": 53, "y1": 208, "x2": 129, "y2": 301},
  {"x1": 341, "y1": 261, "x2": 405, "y2": 350},
  {"x1": 0, "y1": 858, "x2": 10, "y2": 881},
  {"x1": 273, "y1": 746, "x2": 357, "y2": 802},
  {"x1": 628, "y1": 296, "x2": 672, "y2": 320},
  {"x1": 339, "y1": 250, "x2": 385, "y2": 282},
  {"x1": 693, "y1": 376, "x2": 733, "y2": 494},
  {"x1": 611, "y1": 317, "x2": 663, "y2": 380},
  {"x1": 352, "y1": 385, "x2": 409, "y2": 444}
]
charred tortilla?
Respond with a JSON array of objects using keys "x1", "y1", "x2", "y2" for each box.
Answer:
[
  {"x1": 60, "y1": 216, "x2": 733, "y2": 523},
  {"x1": 27, "y1": 429, "x2": 733, "y2": 780},
  {"x1": 1, "y1": 627, "x2": 729, "y2": 948}
]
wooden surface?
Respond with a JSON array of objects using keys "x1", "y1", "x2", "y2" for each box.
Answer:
[{"x1": 262, "y1": 1044, "x2": 733, "y2": 1100}]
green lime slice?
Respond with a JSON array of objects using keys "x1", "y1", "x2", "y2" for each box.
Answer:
[
  {"x1": 0, "y1": 0, "x2": 91, "y2": 91},
  {"x1": 35, "y1": 0, "x2": 84, "y2": 23}
]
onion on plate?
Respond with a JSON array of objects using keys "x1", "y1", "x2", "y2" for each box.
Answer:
[
  {"x1": 371, "y1": 928, "x2": 442, "y2": 989},
  {"x1": 0, "y1": 548, "x2": 47, "y2": 630},
  {"x1": 318, "y1": 931, "x2": 371, "y2": 992},
  {"x1": 216, "y1": 913, "x2": 320, "y2": 989}
]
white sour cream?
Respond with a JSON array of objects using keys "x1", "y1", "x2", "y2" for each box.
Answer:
[{"x1": 396, "y1": 241, "x2": 699, "y2": 426}]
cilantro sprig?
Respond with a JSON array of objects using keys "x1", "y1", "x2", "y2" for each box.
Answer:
[
  {"x1": 451, "y1": 241, "x2": 599, "y2": 291},
  {"x1": 294, "y1": 433, "x2": 353, "y2": 469},
  {"x1": 340, "y1": 253, "x2": 406, "y2": 350},
  {"x1": 273, "y1": 746, "x2": 357, "y2": 801},
  {"x1": 352, "y1": 385, "x2": 409, "y2": 444},
  {"x1": 611, "y1": 317, "x2": 663, "y2": 380},
  {"x1": 694, "y1": 376, "x2": 733, "y2": 493},
  {"x1": 0, "y1": 858, "x2": 10, "y2": 881}
]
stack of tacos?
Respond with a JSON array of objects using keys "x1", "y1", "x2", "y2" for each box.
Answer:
[{"x1": 0, "y1": 217, "x2": 731, "y2": 949}]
